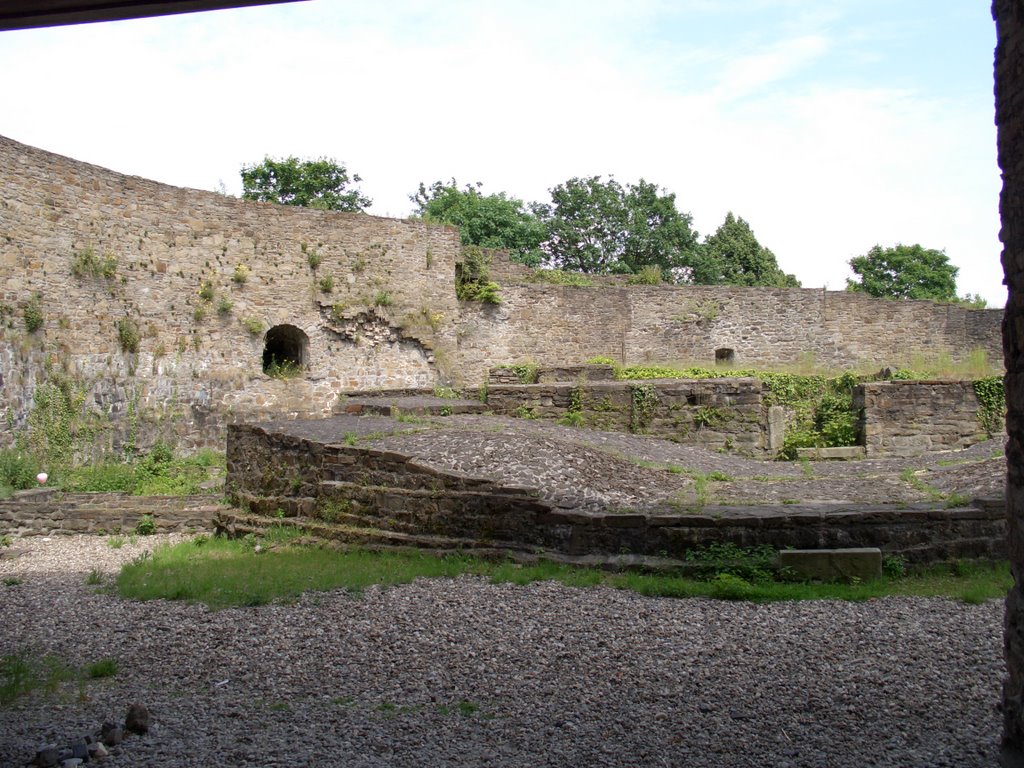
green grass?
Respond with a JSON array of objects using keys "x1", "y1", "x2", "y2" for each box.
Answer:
[
  {"x1": 114, "y1": 535, "x2": 1013, "y2": 609},
  {"x1": 85, "y1": 657, "x2": 118, "y2": 679},
  {"x1": 0, "y1": 649, "x2": 77, "y2": 706},
  {"x1": 116, "y1": 533, "x2": 481, "y2": 609}
]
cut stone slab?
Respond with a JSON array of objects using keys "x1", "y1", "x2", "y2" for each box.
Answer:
[
  {"x1": 779, "y1": 548, "x2": 882, "y2": 582},
  {"x1": 795, "y1": 446, "x2": 866, "y2": 460}
]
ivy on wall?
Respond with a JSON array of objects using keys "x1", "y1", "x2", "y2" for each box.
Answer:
[{"x1": 973, "y1": 376, "x2": 1006, "y2": 437}]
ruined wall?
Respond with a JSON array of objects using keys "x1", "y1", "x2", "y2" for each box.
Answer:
[
  {"x1": 0, "y1": 135, "x2": 462, "y2": 451},
  {"x1": 0, "y1": 488, "x2": 220, "y2": 536},
  {"x1": 456, "y1": 277, "x2": 1002, "y2": 385},
  {"x1": 484, "y1": 378, "x2": 766, "y2": 453},
  {"x1": 996, "y1": 0, "x2": 1024, "y2": 757},
  {"x1": 0, "y1": 134, "x2": 1005, "y2": 453},
  {"x1": 225, "y1": 422, "x2": 1006, "y2": 565},
  {"x1": 855, "y1": 381, "x2": 990, "y2": 457}
]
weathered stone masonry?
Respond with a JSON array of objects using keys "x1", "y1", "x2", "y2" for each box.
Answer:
[
  {"x1": 0, "y1": 134, "x2": 1004, "y2": 450},
  {"x1": 996, "y1": 0, "x2": 1024, "y2": 758}
]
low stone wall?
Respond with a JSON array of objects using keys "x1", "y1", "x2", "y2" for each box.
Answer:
[
  {"x1": 484, "y1": 378, "x2": 767, "y2": 453},
  {"x1": 854, "y1": 380, "x2": 991, "y2": 456},
  {"x1": 226, "y1": 421, "x2": 1004, "y2": 564},
  {"x1": 0, "y1": 489, "x2": 222, "y2": 537}
]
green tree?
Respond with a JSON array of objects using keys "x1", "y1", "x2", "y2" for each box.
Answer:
[
  {"x1": 537, "y1": 176, "x2": 700, "y2": 277},
  {"x1": 240, "y1": 156, "x2": 371, "y2": 211},
  {"x1": 698, "y1": 212, "x2": 799, "y2": 287},
  {"x1": 846, "y1": 243, "x2": 958, "y2": 301},
  {"x1": 410, "y1": 180, "x2": 546, "y2": 265}
]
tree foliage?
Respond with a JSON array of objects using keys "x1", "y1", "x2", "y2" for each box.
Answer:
[
  {"x1": 698, "y1": 212, "x2": 799, "y2": 287},
  {"x1": 846, "y1": 243, "x2": 958, "y2": 301},
  {"x1": 241, "y1": 156, "x2": 371, "y2": 211},
  {"x1": 410, "y1": 180, "x2": 546, "y2": 265},
  {"x1": 537, "y1": 176, "x2": 700, "y2": 278}
]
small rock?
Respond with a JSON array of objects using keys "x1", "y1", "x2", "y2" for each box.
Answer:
[
  {"x1": 98, "y1": 722, "x2": 122, "y2": 747},
  {"x1": 87, "y1": 743, "x2": 108, "y2": 760},
  {"x1": 70, "y1": 739, "x2": 89, "y2": 761},
  {"x1": 34, "y1": 745, "x2": 59, "y2": 768},
  {"x1": 125, "y1": 702, "x2": 151, "y2": 735}
]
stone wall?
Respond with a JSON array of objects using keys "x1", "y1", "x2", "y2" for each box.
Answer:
[
  {"x1": 0, "y1": 135, "x2": 462, "y2": 452},
  {"x1": 0, "y1": 134, "x2": 1004, "y2": 453},
  {"x1": 995, "y1": 0, "x2": 1024, "y2": 757},
  {"x1": 855, "y1": 381, "x2": 991, "y2": 457},
  {"x1": 455, "y1": 278, "x2": 1002, "y2": 385},
  {"x1": 0, "y1": 488, "x2": 221, "y2": 536},
  {"x1": 225, "y1": 422, "x2": 1005, "y2": 565},
  {"x1": 484, "y1": 378, "x2": 767, "y2": 453}
]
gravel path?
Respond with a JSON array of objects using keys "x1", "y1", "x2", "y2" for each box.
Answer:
[{"x1": 0, "y1": 535, "x2": 1005, "y2": 767}]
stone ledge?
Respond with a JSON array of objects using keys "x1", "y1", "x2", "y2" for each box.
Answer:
[
  {"x1": 779, "y1": 548, "x2": 883, "y2": 582},
  {"x1": 796, "y1": 446, "x2": 867, "y2": 460}
]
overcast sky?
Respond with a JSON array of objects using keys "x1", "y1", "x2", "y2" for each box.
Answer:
[{"x1": 0, "y1": 1, "x2": 1003, "y2": 304}]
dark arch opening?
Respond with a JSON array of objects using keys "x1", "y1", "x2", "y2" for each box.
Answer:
[
  {"x1": 263, "y1": 324, "x2": 309, "y2": 375},
  {"x1": 715, "y1": 348, "x2": 735, "y2": 366}
]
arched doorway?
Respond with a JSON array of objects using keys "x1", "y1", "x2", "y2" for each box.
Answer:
[{"x1": 262, "y1": 324, "x2": 309, "y2": 376}]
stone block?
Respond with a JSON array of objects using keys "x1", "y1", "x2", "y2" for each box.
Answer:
[
  {"x1": 795, "y1": 446, "x2": 866, "y2": 460},
  {"x1": 778, "y1": 548, "x2": 882, "y2": 582}
]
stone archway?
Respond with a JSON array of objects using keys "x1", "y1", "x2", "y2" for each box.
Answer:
[{"x1": 262, "y1": 324, "x2": 309, "y2": 375}]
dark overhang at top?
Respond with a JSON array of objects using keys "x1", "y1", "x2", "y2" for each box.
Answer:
[{"x1": 0, "y1": 0, "x2": 305, "y2": 31}]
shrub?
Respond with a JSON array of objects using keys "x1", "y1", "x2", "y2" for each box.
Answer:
[
  {"x1": 23, "y1": 295, "x2": 43, "y2": 333},
  {"x1": 319, "y1": 275, "x2": 334, "y2": 293},
  {"x1": 627, "y1": 265, "x2": 663, "y2": 285},
  {"x1": 374, "y1": 291, "x2": 393, "y2": 307},
  {"x1": 217, "y1": 297, "x2": 234, "y2": 315},
  {"x1": 456, "y1": 246, "x2": 502, "y2": 304},
  {"x1": 307, "y1": 250, "x2": 322, "y2": 270},
  {"x1": 242, "y1": 317, "x2": 264, "y2": 335},
  {"x1": 71, "y1": 247, "x2": 117, "y2": 279},
  {"x1": 116, "y1": 318, "x2": 140, "y2": 353},
  {"x1": 232, "y1": 264, "x2": 249, "y2": 284},
  {"x1": 135, "y1": 514, "x2": 157, "y2": 535},
  {"x1": 198, "y1": 280, "x2": 215, "y2": 301},
  {"x1": 529, "y1": 269, "x2": 594, "y2": 287}
]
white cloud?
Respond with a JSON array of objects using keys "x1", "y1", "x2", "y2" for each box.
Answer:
[{"x1": 0, "y1": 0, "x2": 1003, "y2": 305}]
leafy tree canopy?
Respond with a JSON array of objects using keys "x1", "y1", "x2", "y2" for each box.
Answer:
[
  {"x1": 846, "y1": 243, "x2": 958, "y2": 301},
  {"x1": 699, "y1": 212, "x2": 800, "y2": 288},
  {"x1": 536, "y1": 176, "x2": 700, "y2": 278},
  {"x1": 241, "y1": 156, "x2": 371, "y2": 211},
  {"x1": 410, "y1": 180, "x2": 546, "y2": 266}
]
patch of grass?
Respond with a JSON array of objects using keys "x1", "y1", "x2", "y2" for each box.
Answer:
[
  {"x1": 85, "y1": 658, "x2": 118, "y2": 679},
  {"x1": 0, "y1": 649, "x2": 77, "y2": 706},
  {"x1": 107, "y1": 535, "x2": 126, "y2": 549},
  {"x1": 114, "y1": 537, "x2": 1013, "y2": 609},
  {"x1": 86, "y1": 569, "x2": 104, "y2": 585},
  {"x1": 116, "y1": 538, "x2": 483, "y2": 609},
  {"x1": 4, "y1": 577, "x2": 22, "y2": 587}
]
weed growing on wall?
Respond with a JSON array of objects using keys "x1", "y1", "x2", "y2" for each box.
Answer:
[
  {"x1": 217, "y1": 297, "x2": 234, "y2": 315},
  {"x1": 973, "y1": 376, "x2": 1006, "y2": 437},
  {"x1": 498, "y1": 362, "x2": 539, "y2": 384},
  {"x1": 629, "y1": 383, "x2": 659, "y2": 433},
  {"x1": 456, "y1": 246, "x2": 502, "y2": 304},
  {"x1": 23, "y1": 294, "x2": 43, "y2": 333},
  {"x1": 242, "y1": 317, "x2": 264, "y2": 335},
  {"x1": 71, "y1": 247, "x2": 117, "y2": 279},
  {"x1": 319, "y1": 275, "x2": 334, "y2": 293},
  {"x1": 116, "y1": 318, "x2": 140, "y2": 353},
  {"x1": 529, "y1": 269, "x2": 595, "y2": 287},
  {"x1": 232, "y1": 264, "x2": 249, "y2": 284},
  {"x1": 626, "y1": 265, "x2": 663, "y2": 285}
]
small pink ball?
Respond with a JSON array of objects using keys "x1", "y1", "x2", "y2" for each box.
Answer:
[{"x1": 36, "y1": 472, "x2": 48, "y2": 485}]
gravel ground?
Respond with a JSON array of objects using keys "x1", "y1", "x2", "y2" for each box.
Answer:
[{"x1": 0, "y1": 535, "x2": 1005, "y2": 767}]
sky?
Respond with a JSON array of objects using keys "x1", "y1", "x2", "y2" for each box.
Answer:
[{"x1": 0, "y1": 0, "x2": 1004, "y2": 304}]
